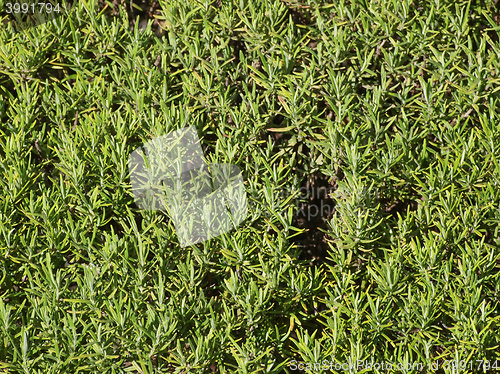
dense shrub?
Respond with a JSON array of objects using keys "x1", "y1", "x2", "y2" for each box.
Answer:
[{"x1": 1, "y1": 0, "x2": 500, "y2": 372}]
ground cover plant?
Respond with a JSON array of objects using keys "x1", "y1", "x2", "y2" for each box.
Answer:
[{"x1": 1, "y1": 0, "x2": 500, "y2": 372}]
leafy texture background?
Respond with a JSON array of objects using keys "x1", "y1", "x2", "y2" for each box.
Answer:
[{"x1": 1, "y1": 0, "x2": 500, "y2": 372}]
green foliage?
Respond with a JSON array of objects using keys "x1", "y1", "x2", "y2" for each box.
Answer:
[{"x1": 1, "y1": 0, "x2": 500, "y2": 372}]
